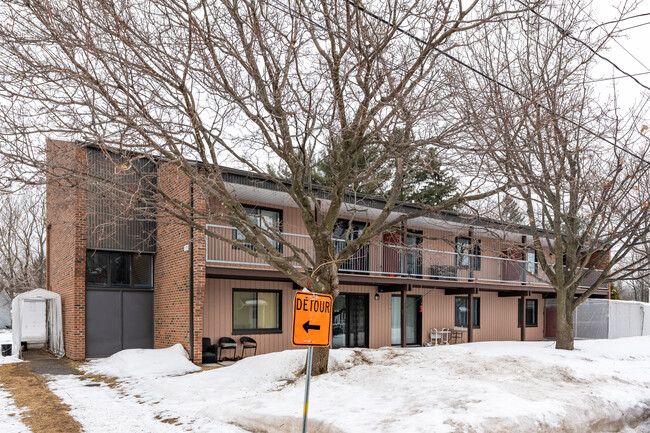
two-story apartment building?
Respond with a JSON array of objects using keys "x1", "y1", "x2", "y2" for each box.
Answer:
[{"x1": 46, "y1": 140, "x2": 610, "y2": 362}]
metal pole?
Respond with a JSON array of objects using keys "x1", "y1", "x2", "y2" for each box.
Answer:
[{"x1": 302, "y1": 346, "x2": 314, "y2": 433}]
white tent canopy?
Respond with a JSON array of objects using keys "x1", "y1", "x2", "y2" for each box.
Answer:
[{"x1": 11, "y1": 288, "x2": 64, "y2": 358}]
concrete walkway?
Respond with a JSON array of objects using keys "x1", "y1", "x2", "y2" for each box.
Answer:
[{"x1": 22, "y1": 349, "x2": 79, "y2": 376}]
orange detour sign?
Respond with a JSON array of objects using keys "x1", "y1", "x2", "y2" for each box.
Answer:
[{"x1": 292, "y1": 291, "x2": 333, "y2": 347}]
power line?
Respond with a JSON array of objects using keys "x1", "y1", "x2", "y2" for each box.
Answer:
[
  {"x1": 577, "y1": 8, "x2": 650, "y2": 74},
  {"x1": 346, "y1": 0, "x2": 650, "y2": 166},
  {"x1": 584, "y1": 71, "x2": 650, "y2": 84},
  {"x1": 585, "y1": 12, "x2": 650, "y2": 31},
  {"x1": 513, "y1": 0, "x2": 650, "y2": 91},
  {"x1": 617, "y1": 20, "x2": 650, "y2": 33},
  {"x1": 264, "y1": 0, "x2": 650, "y2": 166}
]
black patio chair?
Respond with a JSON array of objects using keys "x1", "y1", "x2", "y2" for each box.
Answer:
[
  {"x1": 217, "y1": 337, "x2": 237, "y2": 362},
  {"x1": 202, "y1": 337, "x2": 218, "y2": 364},
  {"x1": 239, "y1": 336, "x2": 257, "y2": 359}
]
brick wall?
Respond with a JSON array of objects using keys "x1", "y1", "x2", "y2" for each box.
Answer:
[
  {"x1": 46, "y1": 139, "x2": 87, "y2": 360},
  {"x1": 192, "y1": 187, "x2": 207, "y2": 363},
  {"x1": 154, "y1": 163, "x2": 206, "y2": 363}
]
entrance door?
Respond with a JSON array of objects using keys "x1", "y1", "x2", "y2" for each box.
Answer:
[
  {"x1": 391, "y1": 295, "x2": 421, "y2": 345},
  {"x1": 332, "y1": 294, "x2": 369, "y2": 348},
  {"x1": 545, "y1": 306, "x2": 557, "y2": 338}
]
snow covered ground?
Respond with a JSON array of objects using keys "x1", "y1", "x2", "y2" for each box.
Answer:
[
  {"x1": 0, "y1": 330, "x2": 29, "y2": 432},
  {"x1": 41, "y1": 337, "x2": 650, "y2": 432},
  {"x1": 0, "y1": 387, "x2": 29, "y2": 433}
]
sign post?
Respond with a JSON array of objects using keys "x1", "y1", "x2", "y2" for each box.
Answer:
[
  {"x1": 302, "y1": 346, "x2": 313, "y2": 433},
  {"x1": 292, "y1": 290, "x2": 333, "y2": 433}
]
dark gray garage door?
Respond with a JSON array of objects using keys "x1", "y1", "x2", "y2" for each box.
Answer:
[{"x1": 86, "y1": 289, "x2": 153, "y2": 358}]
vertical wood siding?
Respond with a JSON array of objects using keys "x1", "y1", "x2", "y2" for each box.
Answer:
[{"x1": 203, "y1": 278, "x2": 545, "y2": 358}]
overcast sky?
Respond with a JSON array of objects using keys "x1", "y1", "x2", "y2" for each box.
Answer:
[{"x1": 591, "y1": 2, "x2": 650, "y2": 114}]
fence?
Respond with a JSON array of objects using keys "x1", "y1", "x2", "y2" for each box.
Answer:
[{"x1": 558, "y1": 298, "x2": 650, "y2": 339}]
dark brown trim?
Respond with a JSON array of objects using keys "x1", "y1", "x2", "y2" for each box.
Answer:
[
  {"x1": 498, "y1": 290, "x2": 532, "y2": 297},
  {"x1": 378, "y1": 284, "x2": 409, "y2": 292},
  {"x1": 445, "y1": 288, "x2": 479, "y2": 295}
]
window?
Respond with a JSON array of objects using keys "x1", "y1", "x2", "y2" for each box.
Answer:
[
  {"x1": 132, "y1": 254, "x2": 154, "y2": 286},
  {"x1": 233, "y1": 205, "x2": 282, "y2": 251},
  {"x1": 86, "y1": 251, "x2": 153, "y2": 288},
  {"x1": 86, "y1": 251, "x2": 109, "y2": 285},
  {"x1": 456, "y1": 237, "x2": 481, "y2": 270},
  {"x1": 405, "y1": 230, "x2": 423, "y2": 277},
  {"x1": 333, "y1": 220, "x2": 369, "y2": 272},
  {"x1": 333, "y1": 220, "x2": 367, "y2": 246},
  {"x1": 518, "y1": 299, "x2": 538, "y2": 327},
  {"x1": 455, "y1": 296, "x2": 480, "y2": 328},
  {"x1": 232, "y1": 289, "x2": 281, "y2": 334},
  {"x1": 525, "y1": 248, "x2": 538, "y2": 275}
]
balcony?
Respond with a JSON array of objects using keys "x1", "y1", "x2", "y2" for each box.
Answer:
[{"x1": 205, "y1": 224, "x2": 607, "y2": 290}]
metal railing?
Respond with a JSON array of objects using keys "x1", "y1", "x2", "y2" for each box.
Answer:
[{"x1": 205, "y1": 224, "x2": 607, "y2": 289}]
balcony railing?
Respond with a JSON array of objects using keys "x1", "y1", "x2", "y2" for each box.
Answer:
[{"x1": 205, "y1": 224, "x2": 607, "y2": 290}]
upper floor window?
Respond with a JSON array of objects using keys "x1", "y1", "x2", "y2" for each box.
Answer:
[
  {"x1": 456, "y1": 237, "x2": 481, "y2": 270},
  {"x1": 86, "y1": 251, "x2": 153, "y2": 288},
  {"x1": 233, "y1": 205, "x2": 282, "y2": 251},
  {"x1": 525, "y1": 248, "x2": 538, "y2": 275},
  {"x1": 333, "y1": 220, "x2": 368, "y2": 250}
]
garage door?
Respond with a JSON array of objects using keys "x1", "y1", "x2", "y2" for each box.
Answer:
[{"x1": 86, "y1": 289, "x2": 153, "y2": 358}]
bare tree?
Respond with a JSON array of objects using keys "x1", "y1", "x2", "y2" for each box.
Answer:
[
  {"x1": 0, "y1": 0, "x2": 521, "y2": 371},
  {"x1": 621, "y1": 247, "x2": 650, "y2": 303},
  {"x1": 454, "y1": 0, "x2": 650, "y2": 349},
  {"x1": 0, "y1": 190, "x2": 46, "y2": 298},
  {"x1": 627, "y1": 278, "x2": 650, "y2": 303}
]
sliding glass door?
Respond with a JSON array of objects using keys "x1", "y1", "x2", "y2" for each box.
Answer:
[
  {"x1": 332, "y1": 294, "x2": 369, "y2": 348},
  {"x1": 391, "y1": 295, "x2": 421, "y2": 345}
]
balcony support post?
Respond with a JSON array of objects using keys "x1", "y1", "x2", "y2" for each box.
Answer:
[
  {"x1": 401, "y1": 285, "x2": 407, "y2": 347},
  {"x1": 468, "y1": 291, "x2": 474, "y2": 343},
  {"x1": 401, "y1": 222, "x2": 407, "y2": 275},
  {"x1": 520, "y1": 294, "x2": 526, "y2": 341}
]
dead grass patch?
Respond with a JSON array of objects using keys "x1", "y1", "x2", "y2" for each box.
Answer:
[
  {"x1": 155, "y1": 414, "x2": 181, "y2": 425},
  {"x1": 0, "y1": 363, "x2": 82, "y2": 433},
  {"x1": 78, "y1": 371, "x2": 119, "y2": 389}
]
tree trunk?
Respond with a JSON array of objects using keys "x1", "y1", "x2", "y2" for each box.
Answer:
[
  {"x1": 310, "y1": 347, "x2": 329, "y2": 376},
  {"x1": 306, "y1": 261, "x2": 339, "y2": 376},
  {"x1": 555, "y1": 293, "x2": 575, "y2": 350}
]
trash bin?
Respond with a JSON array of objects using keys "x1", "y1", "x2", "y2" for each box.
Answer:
[{"x1": 1, "y1": 344, "x2": 11, "y2": 356}]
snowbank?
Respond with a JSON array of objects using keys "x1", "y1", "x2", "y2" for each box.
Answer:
[
  {"x1": 84, "y1": 344, "x2": 201, "y2": 378},
  {"x1": 50, "y1": 338, "x2": 650, "y2": 432}
]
